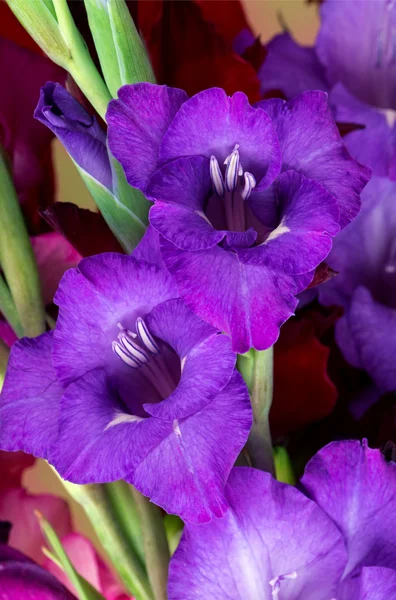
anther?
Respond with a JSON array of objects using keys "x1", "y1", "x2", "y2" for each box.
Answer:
[
  {"x1": 112, "y1": 341, "x2": 140, "y2": 368},
  {"x1": 225, "y1": 148, "x2": 241, "y2": 192},
  {"x1": 210, "y1": 156, "x2": 225, "y2": 197},
  {"x1": 136, "y1": 317, "x2": 160, "y2": 355},
  {"x1": 241, "y1": 172, "x2": 256, "y2": 200},
  {"x1": 118, "y1": 331, "x2": 149, "y2": 364}
]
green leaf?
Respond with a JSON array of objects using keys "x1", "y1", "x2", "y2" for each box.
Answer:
[
  {"x1": 274, "y1": 446, "x2": 296, "y2": 485},
  {"x1": 83, "y1": 0, "x2": 123, "y2": 97},
  {"x1": 74, "y1": 162, "x2": 146, "y2": 253},
  {"x1": 107, "y1": 0, "x2": 155, "y2": 85},
  {"x1": 36, "y1": 511, "x2": 106, "y2": 600}
]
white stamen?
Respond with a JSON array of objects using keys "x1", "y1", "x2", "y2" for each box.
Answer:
[
  {"x1": 105, "y1": 412, "x2": 143, "y2": 430},
  {"x1": 269, "y1": 571, "x2": 297, "y2": 597},
  {"x1": 136, "y1": 317, "x2": 160, "y2": 355},
  {"x1": 118, "y1": 331, "x2": 149, "y2": 364},
  {"x1": 210, "y1": 155, "x2": 225, "y2": 197},
  {"x1": 241, "y1": 172, "x2": 256, "y2": 200},
  {"x1": 112, "y1": 341, "x2": 140, "y2": 368},
  {"x1": 225, "y1": 148, "x2": 241, "y2": 191}
]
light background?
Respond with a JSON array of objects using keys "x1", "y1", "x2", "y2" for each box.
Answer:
[{"x1": 24, "y1": 0, "x2": 320, "y2": 549}]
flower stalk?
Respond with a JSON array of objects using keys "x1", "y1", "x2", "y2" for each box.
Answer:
[
  {"x1": 0, "y1": 151, "x2": 45, "y2": 337},
  {"x1": 238, "y1": 347, "x2": 275, "y2": 475},
  {"x1": 131, "y1": 488, "x2": 170, "y2": 600},
  {"x1": 54, "y1": 475, "x2": 154, "y2": 600}
]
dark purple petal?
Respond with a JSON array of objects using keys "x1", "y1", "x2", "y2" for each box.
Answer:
[
  {"x1": 132, "y1": 372, "x2": 251, "y2": 523},
  {"x1": 339, "y1": 567, "x2": 396, "y2": 600},
  {"x1": 160, "y1": 88, "x2": 281, "y2": 190},
  {"x1": 131, "y1": 225, "x2": 164, "y2": 267},
  {"x1": 107, "y1": 83, "x2": 188, "y2": 191},
  {"x1": 0, "y1": 332, "x2": 62, "y2": 460},
  {"x1": 257, "y1": 91, "x2": 371, "y2": 228},
  {"x1": 259, "y1": 32, "x2": 328, "y2": 99},
  {"x1": 301, "y1": 440, "x2": 396, "y2": 576},
  {"x1": 144, "y1": 299, "x2": 235, "y2": 419},
  {"x1": 317, "y1": 0, "x2": 396, "y2": 108},
  {"x1": 168, "y1": 468, "x2": 347, "y2": 599},
  {"x1": 53, "y1": 254, "x2": 178, "y2": 384},
  {"x1": 330, "y1": 84, "x2": 396, "y2": 178},
  {"x1": 160, "y1": 239, "x2": 312, "y2": 353},
  {"x1": 238, "y1": 171, "x2": 340, "y2": 274},
  {"x1": 34, "y1": 83, "x2": 112, "y2": 189}
]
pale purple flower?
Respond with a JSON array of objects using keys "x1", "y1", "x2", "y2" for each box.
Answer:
[
  {"x1": 168, "y1": 440, "x2": 396, "y2": 599},
  {"x1": 319, "y1": 176, "x2": 396, "y2": 405},
  {"x1": 107, "y1": 83, "x2": 369, "y2": 353},
  {"x1": 0, "y1": 234, "x2": 251, "y2": 523}
]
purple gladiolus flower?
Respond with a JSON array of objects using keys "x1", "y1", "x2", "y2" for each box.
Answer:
[
  {"x1": 168, "y1": 440, "x2": 396, "y2": 599},
  {"x1": 34, "y1": 82, "x2": 112, "y2": 190},
  {"x1": 0, "y1": 236, "x2": 251, "y2": 523},
  {"x1": 107, "y1": 83, "x2": 369, "y2": 353},
  {"x1": 0, "y1": 543, "x2": 76, "y2": 599},
  {"x1": 319, "y1": 176, "x2": 396, "y2": 407}
]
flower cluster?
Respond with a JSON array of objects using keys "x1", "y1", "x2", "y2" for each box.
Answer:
[{"x1": 0, "y1": 0, "x2": 394, "y2": 599}]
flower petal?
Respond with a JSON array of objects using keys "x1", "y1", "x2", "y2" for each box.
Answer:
[
  {"x1": 144, "y1": 299, "x2": 235, "y2": 419},
  {"x1": 257, "y1": 91, "x2": 371, "y2": 228},
  {"x1": 132, "y1": 372, "x2": 251, "y2": 523},
  {"x1": 339, "y1": 567, "x2": 396, "y2": 600},
  {"x1": 168, "y1": 468, "x2": 347, "y2": 599},
  {"x1": 0, "y1": 332, "x2": 62, "y2": 459},
  {"x1": 160, "y1": 88, "x2": 281, "y2": 190},
  {"x1": 301, "y1": 440, "x2": 396, "y2": 576},
  {"x1": 238, "y1": 171, "x2": 340, "y2": 274},
  {"x1": 160, "y1": 239, "x2": 312, "y2": 353},
  {"x1": 107, "y1": 83, "x2": 188, "y2": 190}
]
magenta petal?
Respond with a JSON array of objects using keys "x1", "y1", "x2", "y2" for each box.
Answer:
[
  {"x1": 257, "y1": 91, "x2": 371, "y2": 228},
  {"x1": 132, "y1": 372, "x2": 251, "y2": 524},
  {"x1": 107, "y1": 83, "x2": 188, "y2": 190},
  {"x1": 301, "y1": 440, "x2": 396, "y2": 576},
  {"x1": 168, "y1": 468, "x2": 347, "y2": 599},
  {"x1": 144, "y1": 299, "x2": 235, "y2": 419},
  {"x1": 238, "y1": 171, "x2": 340, "y2": 274},
  {"x1": 160, "y1": 239, "x2": 311, "y2": 353},
  {"x1": 160, "y1": 88, "x2": 281, "y2": 190},
  {"x1": 0, "y1": 332, "x2": 62, "y2": 459}
]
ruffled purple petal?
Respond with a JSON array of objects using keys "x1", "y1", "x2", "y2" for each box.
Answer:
[
  {"x1": 0, "y1": 332, "x2": 63, "y2": 460},
  {"x1": 168, "y1": 468, "x2": 347, "y2": 599},
  {"x1": 339, "y1": 567, "x2": 396, "y2": 600},
  {"x1": 345, "y1": 287, "x2": 396, "y2": 392},
  {"x1": 160, "y1": 239, "x2": 312, "y2": 353},
  {"x1": 144, "y1": 299, "x2": 235, "y2": 419},
  {"x1": 53, "y1": 254, "x2": 178, "y2": 384},
  {"x1": 160, "y1": 88, "x2": 281, "y2": 190},
  {"x1": 316, "y1": 0, "x2": 396, "y2": 108},
  {"x1": 301, "y1": 440, "x2": 396, "y2": 576},
  {"x1": 237, "y1": 171, "x2": 340, "y2": 274},
  {"x1": 257, "y1": 91, "x2": 371, "y2": 228},
  {"x1": 107, "y1": 83, "x2": 188, "y2": 191},
  {"x1": 259, "y1": 32, "x2": 328, "y2": 99},
  {"x1": 34, "y1": 83, "x2": 111, "y2": 190},
  {"x1": 132, "y1": 372, "x2": 251, "y2": 523},
  {"x1": 330, "y1": 83, "x2": 396, "y2": 178}
]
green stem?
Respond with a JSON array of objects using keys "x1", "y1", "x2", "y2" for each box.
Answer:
[
  {"x1": 52, "y1": 0, "x2": 111, "y2": 120},
  {"x1": 0, "y1": 340, "x2": 10, "y2": 390},
  {"x1": 55, "y1": 476, "x2": 154, "y2": 600},
  {"x1": 238, "y1": 347, "x2": 275, "y2": 475},
  {"x1": 131, "y1": 489, "x2": 170, "y2": 600},
  {"x1": 0, "y1": 152, "x2": 45, "y2": 337},
  {"x1": 103, "y1": 480, "x2": 146, "y2": 566},
  {"x1": 0, "y1": 274, "x2": 24, "y2": 338}
]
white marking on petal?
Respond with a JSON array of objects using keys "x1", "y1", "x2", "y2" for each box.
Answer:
[
  {"x1": 173, "y1": 419, "x2": 182, "y2": 437},
  {"x1": 264, "y1": 221, "x2": 290, "y2": 243},
  {"x1": 378, "y1": 107, "x2": 396, "y2": 127},
  {"x1": 196, "y1": 210, "x2": 212, "y2": 225},
  {"x1": 105, "y1": 412, "x2": 143, "y2": 430},
  {"x1": 180, "y1": 356, "x2": 187, "y2": 372}
]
